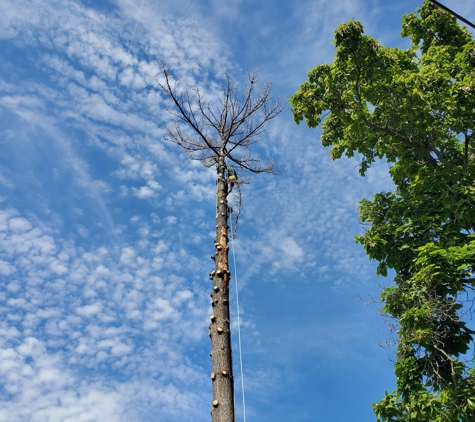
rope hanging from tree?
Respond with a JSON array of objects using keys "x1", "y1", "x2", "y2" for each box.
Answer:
[{"x1": 229, "y1": 207, "x2": 247, "y2": 422}]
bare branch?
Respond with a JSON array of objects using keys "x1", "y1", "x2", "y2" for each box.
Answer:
[
  {"x1": 157, "y1": 63, "x2": 284, "y2": 174},
  {"x1": 156, "y1": 62, "x2": 220, "y2": 156}
]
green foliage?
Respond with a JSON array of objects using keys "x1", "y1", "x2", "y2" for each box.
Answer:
[{"x1": 290, "y1": 1, "x2": 475, "y2": 420}]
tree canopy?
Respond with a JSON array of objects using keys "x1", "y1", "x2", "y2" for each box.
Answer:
[
  {"x1": 290, "y1": 1, "x2": 475, "y2": 420},
  {"x1": 158, "y1": 66, "x2": 282, "y2": 173}
]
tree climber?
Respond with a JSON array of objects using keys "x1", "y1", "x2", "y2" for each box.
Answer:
[{"x1": 227, "y1": 167, "x2": 237, "y2": 193}]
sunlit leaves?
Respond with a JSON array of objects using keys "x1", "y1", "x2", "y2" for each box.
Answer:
[{"x1": 291, "y1": 1, "x2": 475, "y2": 420}]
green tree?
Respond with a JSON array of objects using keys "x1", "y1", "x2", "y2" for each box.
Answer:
[{"x1": 290, "y1": 1, "x2": 475, "y2": 420}]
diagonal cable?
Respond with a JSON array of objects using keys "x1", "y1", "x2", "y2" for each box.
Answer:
[{"x1": 428, "y1": 0, "x2": 475, "y2": 29}]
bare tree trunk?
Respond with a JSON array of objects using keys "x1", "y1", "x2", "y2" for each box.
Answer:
[
  {"x1": 209, "y1": 154, "x2": 235, "y2": 422},
  {"x1": 158, "y1": 67, "x2": 282, "y2": 420}
]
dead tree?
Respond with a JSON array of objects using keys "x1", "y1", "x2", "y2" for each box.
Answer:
[{"x1": 157, "y1": 65, "x2": 283, "y2": 422}]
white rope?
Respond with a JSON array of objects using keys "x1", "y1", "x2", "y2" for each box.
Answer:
[
  {"x1": 125, "y1": 0, "x2": 146, "y2": 58},
  {"x1": 229, "y1": 213, "x2": 247, "y2": 422},
  {"x1": 113, "y1": 0, "x2": 145, "y2": 98}
]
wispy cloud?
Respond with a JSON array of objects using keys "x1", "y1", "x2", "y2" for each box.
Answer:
[
  {"x1": 0, "y1": 207, "x2": 210, "y2": 420},
  {"x1": 1, "y1": 0, "x2": 461, "y2": 420}
]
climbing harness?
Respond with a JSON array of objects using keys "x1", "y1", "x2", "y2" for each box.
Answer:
[
  {"x1": 225, "y1": 162, "x2": 242, "y2": 239},
  {"x1": 228, "y1": 166, "x2": 237, "y2": 193}
]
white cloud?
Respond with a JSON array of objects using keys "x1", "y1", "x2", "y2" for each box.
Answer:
[
  {"x1": 147, "y1": 179, "x2": 161, "y2": 190},
  {"x1": 8, "y1": 217, "x2": 32, "y2": 232},
  {"x1": 0, "y1": 173, "x2": 14, "y2": 188},
  {"x1": 0, "y1": 0, "x2": 434, "y2": 419},
  {"x1": 132, "y1": 185, "x2": 156, "y2": 199},
  {"x1": 0, "y1": 259, "x2": 16, "y2": 275},
  {"x1": 77, "y1": 225, "x2": 89, "y2": 237},
  {"x1": 280, "y1": 236, "x2": 304, "y2": 261},
  {"x1": 165, "y1": 216, "x2": 177, "y2": 225},
  {"x1": 0, "y1": 207, "x2": 211, "y2": 419},
  {"x1": 76, "y1": 303, "x2": 103, "y2": 317}
]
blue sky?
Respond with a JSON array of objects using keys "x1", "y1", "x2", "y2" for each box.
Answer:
[{"x1": 0, "y1": 0, "x2": 474, "y2": 421}]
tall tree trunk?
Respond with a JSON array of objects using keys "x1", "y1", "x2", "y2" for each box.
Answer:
[
  {"x1": 159, "y1": 67, "x2": 282, "y2": 421},
  {"x1": 209, "y1": 154, "x2": 235, "y2": 422}
]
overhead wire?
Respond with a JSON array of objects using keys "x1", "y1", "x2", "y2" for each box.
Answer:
[{"x1": 428, "y1": 0, "x2": 475, "y2": 30}]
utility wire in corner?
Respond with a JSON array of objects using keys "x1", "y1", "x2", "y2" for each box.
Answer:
[{"x1": 428, "y1": 0, "x2": 475, "y2": 29}]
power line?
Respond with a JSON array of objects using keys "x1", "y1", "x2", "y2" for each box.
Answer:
[{"x1": 428, "y1": 0, "x2": 475, "y2": 30}]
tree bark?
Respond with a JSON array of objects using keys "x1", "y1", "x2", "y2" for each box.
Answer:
[
  {"x1": 158, "y1": 68, "x2": 282, "y2": 420},
  {"x1": 209, "y1": 154, "x2": 235, "y2": 422}
]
